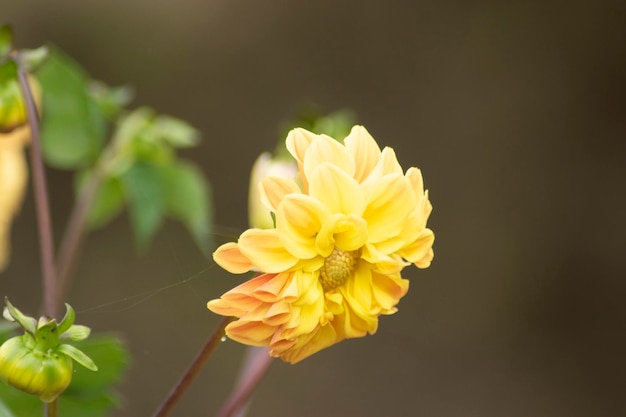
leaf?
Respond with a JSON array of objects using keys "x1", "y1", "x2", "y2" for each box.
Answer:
[
  {"x1": 0, "y1": 399, "x2": 17, "y2": 417},
  {"x1": 0, "y1": 26, "x2": 12, "y2": 61},
  {"x1": 19, "y1": 47, "x2": 49, "y2": 71},
  {"x1": 76, "y1": 172, "x2": 125, "y2": 230},
  {"x1": 160, "y1": 161, "x2": 213, "y2": 255},
  {"x1": 36, "y1": 47, "x2": 105, "y2": 169},
  {"x1": 120, "y1": 162, "x2": 165, "y2": 248},
  {"x1": 69, "y1": 335, "x2": 128, "y2": 391},
  {"x1": 155, "y1": 115, "x2": 199, "y2": 147}
]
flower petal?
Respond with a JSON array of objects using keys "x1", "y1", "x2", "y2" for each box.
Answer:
[
  {"x1": 276, "y1": 194, "x2": 329, "y2": 259},
  {"x1": 212, "y1": 242, "x2": 254, "y2": 274},
  {"x1": 302, "y1": 134, "x2": 355, "y2": 182},
  {"x1": 344, "y1": 125, "x2": 381, "y2": 183},
  {"x1": 362, "y1": 173, "x2": 416, "y2": 243},
  {"x1": 238, "y1": 229, "x2": 299, "y2": 272},
  {"x1": 308, "y1": 162, "x2": 364, "y2": 215},
  {"x1": 259, "y1": 176, "x2": 301, "y2": 213}
]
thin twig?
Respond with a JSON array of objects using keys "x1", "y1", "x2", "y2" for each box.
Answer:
[
  {"x1": 56, "y1": 171, "x2": 102, "y2": 309},
  {"x1": 16, "y1": 58, "x2": 58, "y2": 318},
  {"x1": 150, "y1": 316, "x2": 236, "y2": 417},
  {"x1": 216, "y1": 347, "x2": 274, "y2": 417}
]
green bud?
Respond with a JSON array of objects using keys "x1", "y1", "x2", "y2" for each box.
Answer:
[
  {"x1": 0, "y1": 299, "x2": 97, "y2": 402},
  {"x1": 0, "y1": 336, "x2": 73, "y2": 402}
]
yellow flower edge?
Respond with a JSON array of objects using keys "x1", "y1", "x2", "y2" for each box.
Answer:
[{"x1": 209, "y1": 125, "x2": 434, "y2": 363}]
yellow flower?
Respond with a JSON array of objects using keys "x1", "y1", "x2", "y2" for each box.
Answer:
[
  {"x1": 0, "y1": 75, "x2": 40, "y2": 272},
  {"x1": 208, "y1": 126, "x2": 434, "y2": 363}
]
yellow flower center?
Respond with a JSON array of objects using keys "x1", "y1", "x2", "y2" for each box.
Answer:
[{"x1": 319, "y1": 248, "x2": 360, "y2": 292}]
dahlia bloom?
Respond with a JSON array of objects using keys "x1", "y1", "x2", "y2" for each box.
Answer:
[{"x1": 208, "y1": 126, "x2": 434, "y2": 363}]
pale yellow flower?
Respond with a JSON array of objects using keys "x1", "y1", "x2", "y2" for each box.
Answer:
[
  {"x1": 208, "y1": 126, "x2": 434, "y2": 363},
  {"x1": 0, "y1": 126, "x2": 30, "y2": 271},
  {"x1": 0, "y1": 75, "x2": 40, "y2": 272}
]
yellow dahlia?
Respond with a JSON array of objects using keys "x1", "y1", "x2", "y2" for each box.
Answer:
[{"x1": 208, "y1": 126, "x2": 434, "y2": 363}]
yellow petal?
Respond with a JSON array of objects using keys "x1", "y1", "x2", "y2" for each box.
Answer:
[
  {"x1": 302, "y1": 134, "x2": 355, "y2": 183},
  {"x1": 238, "y1": 229, "x2": 299, "y2": 272},
  {"x1": 398, "y1": 228, "x2": 435, "y2": 268},
  {"x1": 308, "y1": 162, "x2": 364, "y2": 215},
  {"x1": 344, "y1": 125, "x2": 381, "y2": 183},
  {"x1": 370, "y1": 271, "x2": 409, "y2": 312},
  {"x1": 315, "y1": 213, "x2": 368, "y2": 256},
  {"x1": 212, "y1": 242, "x2": 254, "y2": 274},
  {"x1": 276, "y1": 194, "x2": 329, "y2": 259},
  {"x1": 362, "y1": 174, "x2": 415, "y2": 243},
  {"x1": 286, "y1": 128, "x2": 318, "y2": 191},
  {"x1": 259, "y1": 176, "x2": 300, "y2": 213}
]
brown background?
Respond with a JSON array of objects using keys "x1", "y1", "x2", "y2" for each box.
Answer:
[{"x1": 3, "y1": 1, "x2": 626, "y2": 416}]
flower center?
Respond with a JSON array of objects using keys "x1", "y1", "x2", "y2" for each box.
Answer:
[{"x1": 319, "y1": 248, "x2": 360, "y2": 292}]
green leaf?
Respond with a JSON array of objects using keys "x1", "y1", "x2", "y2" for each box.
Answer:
[
  {"x1": 0, "y1": 399, "x2": 17, "y2": 417},
  {"x1": 77, "y1": 172, "x2": 125, "y2": 229},
  {"x1": 0, "y1": 26, "x2": 12, "y2": 61},
  {"x1": 155, "y1": 115, "x2": 199, "y2": 147},
  {"x1": 120, "y1": 162, "x2": 165, "y2": 248},
  {"x1": 57, "y1": 344, "x2": 97, "y2": 371},
  {"x1": 160, "y1": 161, "x2": 213, "y2": 255},
  {"x1": 36, "y1": 48, "x2": 105, "y2": 169},
  {"x1": 89, "y1": 81, "x2": 133, "y2": 120}
]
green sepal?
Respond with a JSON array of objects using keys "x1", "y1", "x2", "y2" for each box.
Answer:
[
  {"x1": 57, "y1": 303, "x2": 75, "y2": 334},
  {"x1": 61, "y1": 325, "x2": 91, "y2": 342},
  {"x1": 89, "y1": 82, "x2": 133, "y2": 120},
  {"x1": 155, "y1": 115, "x2": 199, "y2": 148},
  {"x1": 34, "y1": 319, "x2": 60, "y2": 351},
  {"x1": 3, "y1": 299, "x2": 36, "y2": 336},
  {"x1": 57, "y1": 344, "x2": 98, "y2": 371}
]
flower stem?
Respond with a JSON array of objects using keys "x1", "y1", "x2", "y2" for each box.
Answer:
[
  {"x1": 56, "y1": 171, "x2": 102, "y2": 310},
  {"x1": 150, "y1": 316, "x2": 236, "y2": 417},
  {"x1": 216, "y1": 347, "x2": 274, "y2": 417},
  {"x1": 16, "y1": 59, "x2": 58, "y2": 318},
  {"x1": 45, "y1": 398, "x2": 58, "y2": 417}
]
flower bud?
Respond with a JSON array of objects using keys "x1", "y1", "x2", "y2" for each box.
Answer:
[
  {"x1": 248, "y1": 152, "x2": 297, "y2": 229},
  {"x1": 0, "y1": 336, "x2": 73, "y2": 402},
  {"x1": 0, "y1": 299, "x2": 97, "y2": 402}
]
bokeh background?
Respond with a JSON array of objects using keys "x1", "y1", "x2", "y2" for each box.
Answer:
[{"x1": 3, "y1": 0, "x2": 626, "y2": 416}]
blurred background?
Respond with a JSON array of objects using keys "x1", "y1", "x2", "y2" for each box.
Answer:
[{"x1": 3, "y1": 0, "x2": 626, "y2": 416}]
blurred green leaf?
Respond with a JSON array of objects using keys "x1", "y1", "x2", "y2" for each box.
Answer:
[
  {"x1": 76, "y1": 172, "x2": 125, "y2": 229},
  {"x1": 90, "y1": 81, "x2": 133, "y2": 120},
  {"x1": 0, "y1": 400, "x2": 17, "y2": 417},
  {"x1": 155, "y1": 115, "x2": 199, "y2": 148},
  {"x1": 160, "y1": 161, "x2": 213, "y2": 255},
  {"x1": 0, "y1": 61, "x2": 24, "y2": 132},
  {"x1": 121, "y1": 162, "x2": 165, "y2": 248},
  {"x1": 0, "y1": 26, "x2": 12, "y2": 61},
  {"x1": 36, "y1": 48, "x2": 105, "y2": 169}
]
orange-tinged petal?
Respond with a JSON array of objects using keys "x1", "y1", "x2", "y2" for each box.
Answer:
[
  {"x1": 226, "y1": 321, "x2": 277, "y2": 346},
  {"x1": 212, "y1": 242, "x2": 254, "y2": 274},
  {"x1": 238, "y1": 229, "x2": 298, "y2": 272},
  {"x1": 344, "y1": 125, "x2": 381, "y2": 183},
  {"x1": 371, "y1": 271, "x2": 409, "y2": 312},
  {"x1": 259, "y1": 176, "x2": 300, "y2": 213}
]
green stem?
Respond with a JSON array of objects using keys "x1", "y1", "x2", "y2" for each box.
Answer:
[
  {"x1": 45, "y1": 398, "x2": 58, "y2": 417},
  {"x1": 56, "y1": 171, "x2": 102, "y2": 310},
  {"x1": 216, "y1": 347, "x2": 273, "y2": 417},
  {"x1": 150, "y1": 316, "x2": 235, "y2": 417},
  {"x1": 16, "y1": 58, "x2": 58, "y2": 318}
]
